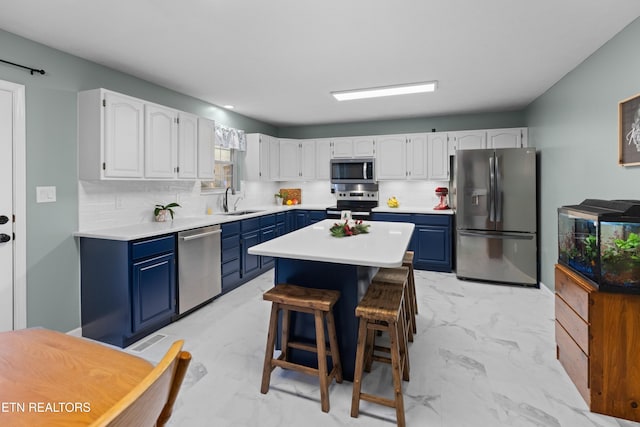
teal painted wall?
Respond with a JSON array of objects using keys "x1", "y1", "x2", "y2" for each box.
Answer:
[
  {"x1": 526, "y1": 18, "x2": 640, "y2": 289},
  {"x1": 0, "y1": 29, "x2": 275, "y2": 332},
  {"x1": 278, "y1": 110, "x2": 526, "y2": 138}
]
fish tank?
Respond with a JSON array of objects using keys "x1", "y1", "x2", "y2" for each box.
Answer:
[{"x1": 558, "y1": 199, "x2": 640, "y2": 294}]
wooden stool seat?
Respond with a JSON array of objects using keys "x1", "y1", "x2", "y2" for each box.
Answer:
[
  {"x1": 261, "y1": 284, "x2": 343, "y2": 413},
  {"x1": 352, "y1": 283, "x2": 409, "y2": 427},
  {"x1": 263, "y1": 284, "x2": 340, "y2": 311}
]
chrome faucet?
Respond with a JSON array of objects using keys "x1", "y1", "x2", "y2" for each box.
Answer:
[
  {"x1": 233, "y1": 196, "x2": 243, "y2": 211},
  {"x1": 223, "y1": 187, "x2": 235, "y2": 212}
]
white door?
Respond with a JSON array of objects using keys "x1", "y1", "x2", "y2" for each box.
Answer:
[
  {"x1": 197, "y1": 117, "x2": 215, "y2": 179},
  {"x1": 279, "y1": 139, "x2": 300, "y2": 180},
  {"x1": 376, "y1": 135, "x2": 406, "y2": 180},
  {"x1": 103, "y1": 91, "x2": 145, "y2": 178},
  {"x1": 427, "y1": 133, "x2": 450, "y2": 180},
  {"x1": 315, "y1": 139, "x2": 331, "y2": 180},
  {"x1": 0, "y1": 88, "x2": 13, "y2": 331},
  {"x1": 407, "y1": 133, "x2": 428, "y2": 180},
  {"x1": 145, "y1": 104, "x2": 178, "y2": 178},
  {"x1": 300, "y1": 141, "x2": 316, "y2": 180},
  {"x1": 177, "y1": 112, "x2": 198, "y2": 179}
]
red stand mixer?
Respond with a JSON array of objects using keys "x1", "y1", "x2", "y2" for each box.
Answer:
[{"x1": 434, "y1": 187, "x2": 449, "y2": 210}]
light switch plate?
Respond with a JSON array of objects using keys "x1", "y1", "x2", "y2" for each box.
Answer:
[{"x1": 36, "y1": 186, "x2": 56, "y2": 203}]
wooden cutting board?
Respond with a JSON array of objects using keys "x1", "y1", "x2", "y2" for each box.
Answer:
[{"x1": 279, "y1": 188, "x2": 301, "y2": 205}]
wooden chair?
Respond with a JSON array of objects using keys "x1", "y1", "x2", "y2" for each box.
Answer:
[
  {"x1": 90, "y1": 340, "x2": 192, "y2": 427},
  {"x1": 261, "y1": 284, "x2": 343, "y2": 413}
]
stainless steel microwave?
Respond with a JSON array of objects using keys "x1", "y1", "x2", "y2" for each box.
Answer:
[{"x1": 330, "y1": 158, "x2": 376, "y2": 184}]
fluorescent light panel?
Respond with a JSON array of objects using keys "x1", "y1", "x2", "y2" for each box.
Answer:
[{"x1": 332, "y1": 81, "x2": 437, "y2": 101}]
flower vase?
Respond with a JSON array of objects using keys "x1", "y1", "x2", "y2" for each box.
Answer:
[{"x1": 155, "y1": 209, "x2": 168, "y2": 222}]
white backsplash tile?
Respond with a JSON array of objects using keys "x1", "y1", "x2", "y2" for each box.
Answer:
[{"x1": 78, "y1": 179, "x2": 450, "y2": 231}]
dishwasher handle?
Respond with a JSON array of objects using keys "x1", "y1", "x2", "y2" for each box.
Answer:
[{"x1": 180, "y1": 229, "x2": 222, "y2": 241}]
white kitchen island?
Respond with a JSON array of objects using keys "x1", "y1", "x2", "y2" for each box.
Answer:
[{"x1": 249, "y1": 219, "x2": 414, "y2": 381}]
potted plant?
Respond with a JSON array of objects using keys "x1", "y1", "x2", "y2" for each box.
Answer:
[
  {"x1": 154, "y1": 202, "x2": 180, "y2": 222},
  {"x1": 275, "y1": 191, "x2": 288, "y2": 206}
]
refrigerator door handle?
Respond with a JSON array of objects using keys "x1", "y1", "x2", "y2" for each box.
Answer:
[
  {"x1": 496, "y1": 154, "x2": 502, "y2": 223},
  {"x1": 458, "y1": 230, "x2": 535, "y2": 240},
  {"x1": 489, "y1": 155, "x2": 496, "y2": 222}
]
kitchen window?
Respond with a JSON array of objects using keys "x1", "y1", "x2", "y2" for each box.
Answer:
[{"x1": 201, "y1": 147, "x2": 237, "y2": 192}]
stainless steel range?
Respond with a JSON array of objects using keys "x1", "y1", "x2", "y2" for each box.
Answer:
[{"x1": 326, "y1": 183, "x2": 379, "y2": 220}]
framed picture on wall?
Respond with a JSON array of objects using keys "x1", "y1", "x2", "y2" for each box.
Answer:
[{"x1": 619, "y1": 92, "x2": 640, "y2": 166}]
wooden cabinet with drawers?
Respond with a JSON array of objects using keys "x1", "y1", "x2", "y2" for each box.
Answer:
[{"x1": 555, "y1": 264, "x2": 640, "y2": 422}]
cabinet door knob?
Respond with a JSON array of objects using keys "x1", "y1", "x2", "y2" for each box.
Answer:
[
  {"x1": 0, "y1": 215, "x2": 8, "y2": 225},
  {"x1": 0, "y1": 233, "x2": 11, "y2": 243}
]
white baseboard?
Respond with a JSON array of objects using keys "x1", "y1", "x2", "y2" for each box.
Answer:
[
  {"x1": 539, "y1": 281, "x2": 553, "y2": 295},
  {"x1": 66, "y1": 327, "x2": 82, "y2": 337}
]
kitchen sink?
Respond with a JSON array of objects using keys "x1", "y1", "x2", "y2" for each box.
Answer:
[{"x1": 222, "y1": 210, "x2": 264, "y2": 216}]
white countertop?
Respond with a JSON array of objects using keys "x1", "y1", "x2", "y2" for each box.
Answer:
[
  {"x1": 248, "y1": 219, "x2": 415, "y2": 268},
  {"x1": 74, "y1": 204, "x2": 452, "y2": 241},
  {"x1": 72, "y1": 205, "x2": 320, "y2": 241}
]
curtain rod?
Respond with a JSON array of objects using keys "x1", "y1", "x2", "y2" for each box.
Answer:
[{"x1": 0, "y1": 59, "x2": 45, "y2": 75}]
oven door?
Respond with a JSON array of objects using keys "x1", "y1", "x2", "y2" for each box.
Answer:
[
  {"x1": 326, "y1": 208, "x2": 372, "y2": 221},
  {"x1": 330, "y1": 158, "x2": 375, "y2": 184}
]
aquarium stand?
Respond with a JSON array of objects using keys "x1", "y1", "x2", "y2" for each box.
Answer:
[{"x1": 555, "y1": 264, "x2": 640, "y2": 422}]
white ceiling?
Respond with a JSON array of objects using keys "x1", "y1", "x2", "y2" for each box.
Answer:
[{"x1": 1, "y1": 1, "x2": 640, "y2": 127}]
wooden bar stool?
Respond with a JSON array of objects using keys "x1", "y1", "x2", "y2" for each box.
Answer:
[
  {"x1": 403, "y1": 251, "x2": 418, "y2": 330},
  {"x1": 351, "y1": 283, "x2": 409, "y2": 427},
  {"x1": 261, "y1": 284, "x2": 343, "y2": 413},
  {"x1": 372, "y1": 266, "x2": 414, "y2": 343}
]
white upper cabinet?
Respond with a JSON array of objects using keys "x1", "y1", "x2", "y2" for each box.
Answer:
[
  {"x1": 279, "y1": 139, "x2": 299, "y2": 180},
  {"x1": 331, "y1": 137, "x2": 375, "y2": 158},
  {"x1": 487, "y1": 127, "x2": 528, "y2": 149},
  {"x1": 144, "y1": 104, "x2": 178, "y2": 179},
  {"x1": 244, "y1": 133, "x2": 279, "y2": 181},
  {"x1": 376, "y1": 134, "x2": 427, "y2": 180},
  {"x1": 79, "y1": 89, "x2": 145, "y2": 180},
  {"x1": 353, "y1": 137, "x2": 375, "y2": 157},
  {"x1": 449, "y1": 130, "x2": 486, "y2": 155},
  {"x1": 315, "y1": 139, "x2": 332, "y2": 180},
  {"x1": 177, "y1": 112, "x2": 198, "y2": 179},
  {"x1": 197, "y1": 117, "x2": 215, "y2": 179},
  {"x1": 279, "y1": 139, "x2": 316, "y2": 181},
  {"x1": 406, "y1": 133, "x2": 428, "y2": 180},
  {"x1": 79, "y1": 88, "x2": 215, "y2": 181},
  {"x1": 332, "y1": 138, "x2": 354, "y2": 158},
  {"x1": 376, "y1": 135, "x2": 407, "y2": 180},
  {"x1": 268, "y1": 136, "x2": 280, "y2": 181},
  {"x1": 427, "y1": 132, "x2": 450, "y2": 180}
]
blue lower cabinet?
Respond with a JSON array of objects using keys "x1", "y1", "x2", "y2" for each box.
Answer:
[
  {"x1": 308, "y1": 210, "x2": 326, "y2": 224},
  {"x1": 413, "y1": 225, "x2": 451, "y2": 271},
  {"x1": 132, "y1": 252, "x2": 176, "y2": 333},
  {"x1": 80, "y1": 234, "x2": 176, "y2": 348},
  {"x1": 241, "y1": 230, "x2": 261, "y2": 278},
  {"x1": 260, "y1": 225, "x2": 276, "y2": 269},
  {"x1": 293, "y1": 210, "x2": 308, "y2": 230},
  {"x1": 222, "y1": 222, "x2": 242, "y2": 294},
  {"x1": 371, "y1": 212, "x2": 452, "y2": 272}
]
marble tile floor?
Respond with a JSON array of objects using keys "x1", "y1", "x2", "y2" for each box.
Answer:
[{"x1": 126, "y1": 270, "x2": 640, "y2": 427}]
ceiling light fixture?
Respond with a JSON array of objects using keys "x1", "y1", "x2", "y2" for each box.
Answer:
[
  {"x1": 331, "y1": 81, "x2": 438, "y2": 101},
  {"x1": 223, "y1": 105, "x2": 235, "y2": 109}
]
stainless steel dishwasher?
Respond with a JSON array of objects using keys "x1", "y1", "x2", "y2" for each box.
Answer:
[{"x1": 177, "y1": 224, "x2": 222, "y2": 315}]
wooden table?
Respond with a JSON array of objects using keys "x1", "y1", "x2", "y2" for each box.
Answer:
[
  {"x1": 249, "y1": 220, "x2": 415, "y2": 380},
  {"x1": 0, "y1": 328, "x2": 154, "y2": 426}
]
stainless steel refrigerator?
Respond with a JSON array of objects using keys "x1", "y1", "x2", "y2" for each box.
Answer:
[{"x1": 454, "y1": 148, "x2": 537, "y2": 286}]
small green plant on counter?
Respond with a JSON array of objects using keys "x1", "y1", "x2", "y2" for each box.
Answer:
[{"x1": 154, "y1": 202, "x2": 181, "y2": 220}]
